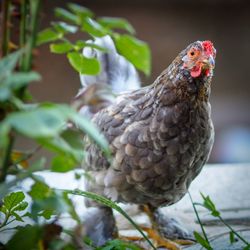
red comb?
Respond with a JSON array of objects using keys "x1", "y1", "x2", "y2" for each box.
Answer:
[{"x1": 202, "y1": 41, "x2": 214, "y2": 56}]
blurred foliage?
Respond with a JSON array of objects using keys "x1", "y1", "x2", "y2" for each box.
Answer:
[
  {"x1": 0, "y1": 1, "x2": 152, "y2": 249},
  {"x1": 2, "y1": 2, "x2": 246, "y2": 250},
  {"x1": 37, "y1": 3, "x2": 151, "y2": 75},
  {"x1": 190, "y1": 193, "x2": 250, "y2": 250}
]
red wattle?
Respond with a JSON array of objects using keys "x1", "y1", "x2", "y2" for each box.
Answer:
[
  {"x1": 191, "y1": 65, "x2": 202, "y2": 78},
  {"x1": 205, "y1": 69, "x2": 210, "y2": 76}
]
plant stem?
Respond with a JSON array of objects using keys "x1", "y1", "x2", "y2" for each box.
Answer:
[
  {"x1": 1, "y1": 0, "x2": 11, "y2": 57},
  {"x1": 0, "y1": 212, "x2": 10, "y2": 229},
  {"x1": 188, "y1": 191, "x2": 210, "y2": 244},
  {"x1": 19, "y1": 0, "x2": 28, "y2": 69},
  {"x1": 18, "y1": 0, "x2": 41, "y2": 98},
  {"x1": 22, "y1": 0, "x2": 41, "y2": 71},
  {"x1": 58, "y1": 189, "x2": 157, "y2": 250},
  {"x1": 0, "y1": 135, "x2": 14, "y2": 183},
  {"x1": 219, "y1": 216, "x2": 250, "y2": 247},
  {"x1": 8, "y1": 145, "x2": 42, "y2": 168}
]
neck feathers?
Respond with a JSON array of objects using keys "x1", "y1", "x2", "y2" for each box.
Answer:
[{"x1": 154, "y1": 57, "x2": 212, "y2": 104}]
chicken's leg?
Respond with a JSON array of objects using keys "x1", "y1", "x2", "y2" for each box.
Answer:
[
  {"x1": 83, "y1": 206, "x2": 118, "y2": 246},
  {"x1": 140, "y1": 205, "x2": 194, "y2": 249}
]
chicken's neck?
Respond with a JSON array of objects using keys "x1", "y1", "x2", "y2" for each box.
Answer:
[{"x1": 153, "y1": 60, "x2": 212, "y2": 104}]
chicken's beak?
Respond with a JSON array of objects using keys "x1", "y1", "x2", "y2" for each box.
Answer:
[{"x1": 202, "y1": 55, "x2": 215, "y2": 69}]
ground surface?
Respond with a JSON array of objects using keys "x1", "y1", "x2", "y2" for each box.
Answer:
[
  {"x1": 1, "y1": 164, "x2": 249, "y2": 249},
  {"x1": 116, "y1": 164, "x2": 250, "y2": 249}
]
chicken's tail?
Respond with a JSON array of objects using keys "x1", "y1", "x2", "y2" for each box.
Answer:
[
  {"x1": 73, "y1": 35, "x2": 140, "y2": 117},
  {"x1": 79, "y1": 35, "x2": 140, "y2": 93}
]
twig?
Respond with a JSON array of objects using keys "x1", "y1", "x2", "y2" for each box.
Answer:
[
  {"x1": 57, "y1": 188, "x2": 157, "y2": 250},
  {"x1": 19, "y1": 0, "x2": 28, "y2": 69},
  {"x1": 8, "y1": 145, "x2": 42, "y2": 167},
  {"x1": 0, "y1": 135, "x2": 14, "y2": 182},
  {"x1": 19, "y1": 0, "x2": 41, "y2": 98},
  {"x1": 22, "y1": 0, "x2": 41, "y2": 71},
  {"x1": 1, "y1": 0, "x2": 11, "y2": 56},
  {"x1": 0, "y1": 212, "x2": 11, "y2": 229},
  {"x1": 0, "y1": 226, "x2": 18, "y2": 233},
  {"x1": 218, "y1": 215, "x2": 250, "y2": 247},
  {"x1": 188, "y1": 191, "x2": 210, "y2": 244}
]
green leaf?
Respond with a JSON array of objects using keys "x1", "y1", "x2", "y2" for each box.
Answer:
[
  {"x1": 75, "y1": 40, "x2": 107, "y2": 52},
  {"x1": 70, "y1": 112, "x2": 110, "y2": 157},
  {"x1": 0, "y1": 122, "x2": 10, "y2": 149},
  {"x1": 230, "y1": 231, "x2": 236, "y2": 244},
  {"x1": 201, "y1": 193, "x2": 220, "y2": 217},
  {"x1": 6, "y1": 225, "x2": 41, "y2": 250},
  {"x1": 0, "y1": 71, "x2": 40, "y2": 101},
  {"x1": 11, "y1": 211, "x2": 24, "y2": 222},
  {"x1": 5, "y1": 71, "x2": 41, "y2": 89},
  {"x1": 29, "y1": 158, "x2": 47, "y2": 172},
  {"x1": 83, "y1": 237, "x2": 94, "y2": 247},
  {"x1": 52, "y1": 21, "x2": 78, "y2": 34},
  {"x1": 51, "y1": 154, "x2": 76, "y2": 172},
  {"x1": 38, "y1": 136, "x2": 82, "y2": 162},
  {"x1": 0, "y1": 206, "x2": 8, "y2": 215},
  {"x1": 0, "y1": 86, "x2": 11, "y2": 101},
  {"x1": 59, "y1": 189, "x2": 156, "y2": 250},
  {"x1": 67, "y1": 51, "x2": 100, "y2": 75},
  {"x1": 61, "y1": 129, "x2": 84, "y2": 151},
  {"x1": 67, "y1": 3, "x2": 93, "y2": 19},
  {"x1": 36, "y1": 28, "x2": 61, "y2": 46},
  {"x1": 28, "y1": 181, "x2": 52, "y2": 200},
  {"x1": 0, "y1": 192, "x2": 28, "y2": 228},
  {"x1": 62, "y1": 192, "x2": 80, "y2": 223},
  {"x1": 50, "y1": 42, "x2": 74, "y2": 54},
  {"x1": 14, "y1": 201, "x2": 28, "y2": 211},
  {"x1": 98, "y1": 17, "x2": 135, "y2": 34},
  {"x1": 32, "y1": 194, "x2": 69, "y2": 218},
  {"x1": 3, "y1": 191, "x2": 25, "y2": 211},
  {"x1": 0, "y1": 50, "x2": 23, "y2": 80},
  {"x1": 0, "y1": 159, "x2": 46, "y2": 200},
  {"x1": 101, "y1": 239, "x2": 140, "y2": 250},
  {"x1": 82, "y1": 17, "x2": 110, "y2": 37},
  {"x1": 84, "y1": 43, "x2": 108, "y2": 52},
  {"x1": 6, "y1": 106, "x2": 66, "y2": 138},
  {"x1": 38, "y1": 209, "x2": 54, "y2": 220},
  {"x1": 55, "y1": 7, "x2": 79, "y2": 24},
  {"x1": 114, "y1": 34, "x2": 151, "y2": 76},
  {"x1": 38, "y1": 124, "x2": 84, "y2": 161},
  {"x1": 211, "y1": 210, "x2": 220, "y2": 217},
  {"x1": 193, "y1": 231, "x2": 212, "y2": 250}
]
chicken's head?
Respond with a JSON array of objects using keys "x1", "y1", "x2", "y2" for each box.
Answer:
[{"x1": 182, "y1": 41, "x2": 216, "y2": 78}]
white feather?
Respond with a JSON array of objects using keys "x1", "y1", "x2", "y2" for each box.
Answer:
[{"x1": 79, "y1": 35, "x2": 140, "y2": 94}]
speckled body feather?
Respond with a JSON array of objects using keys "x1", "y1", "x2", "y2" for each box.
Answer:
[{"x1": 84, "y1": 42, "x2": 214, "y2": 208}]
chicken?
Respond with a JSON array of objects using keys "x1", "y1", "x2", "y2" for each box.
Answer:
[{"x1": 78, "y1": 36, "x2": 216, "y2": 248}]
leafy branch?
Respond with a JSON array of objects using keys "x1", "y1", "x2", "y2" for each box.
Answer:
[
  {"x1": 188, "y1": 191, "x2": 212, "y2": 250},
  {"x1": 0, "y1": 2, "x2": 153, "y2": 249},
  {"x1": 37, "y1": 2, "x2": 151, "y2": 76},
  {"x1": 1, "y1": 0, "x2": 11, "y2": 56},
  {"x1": 190, "y1": 192, "x2": 250, "y2": 250},
  {"x1": 58, "y1": 188, "x2": 157, "y2": 250},
  {"x1": 0, "y1": 191, "x2": 28, "y2": 230}
]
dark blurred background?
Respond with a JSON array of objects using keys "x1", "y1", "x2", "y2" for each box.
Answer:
[{"x1": 31, "y1": 0, "x2": 250, "y2": 163}]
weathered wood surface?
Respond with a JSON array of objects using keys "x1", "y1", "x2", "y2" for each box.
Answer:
[
  {"x1": 116, "y1": 164, "x2": 250, "y2": 249},
  {"x1": 1, "y1": 164, "x2": 250, "y2": 249}
]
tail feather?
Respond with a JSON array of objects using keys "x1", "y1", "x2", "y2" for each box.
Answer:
[
  {"x1": 79, "y1": 35, "x2": 140, "y2": 93},
  {"x1": 74, "y1": 35, "x2": 140, "y2": 118}
]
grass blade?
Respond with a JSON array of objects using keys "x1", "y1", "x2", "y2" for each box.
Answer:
[{"x1": 57, "y1": 188, "x2": 156, "y2": 250}]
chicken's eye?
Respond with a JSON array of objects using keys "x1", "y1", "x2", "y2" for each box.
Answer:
[{"x1": 188, "y1": 49, "x2": 199, "y2": 58}]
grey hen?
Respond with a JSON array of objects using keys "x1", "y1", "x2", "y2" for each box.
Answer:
[{"x1": 78, "y1": 37, "x2": 216, "y2": 249}]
